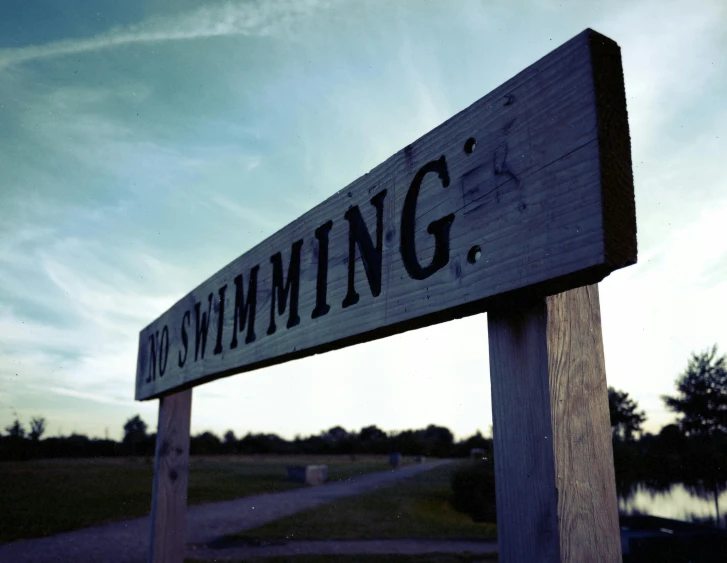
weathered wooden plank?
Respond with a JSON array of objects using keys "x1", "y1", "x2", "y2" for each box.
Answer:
[
  {"x1": 488, "y1": 284, "x2": 621, "y2": 562},
  {"x1": 135, "y1": 28, "x2": 635, "y2": 400},
  {"x1": 546, "y1": 285, "x2": 621, "y2": 561},
  {"x1": 488, "y1": 297, "x2": 560, "y2": 562},
  {"x1": 148, "y1": 389, "x2": 192, "y2": 563}
]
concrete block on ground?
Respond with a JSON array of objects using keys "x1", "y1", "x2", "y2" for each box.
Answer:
[{"x1": 286, "y1": 465, "x2": 328, "y2": 485}]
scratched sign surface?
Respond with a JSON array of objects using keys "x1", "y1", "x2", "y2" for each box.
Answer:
[{"x1": 136, "y1": 29, "x2": 636, "y2": 400}]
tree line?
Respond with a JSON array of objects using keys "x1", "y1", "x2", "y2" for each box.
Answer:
[
  {"x1": 609, "y1": 345, "x2": 727, "y2": 528},
  {"x1": 448, "y1": 345, "x2": 727, "y2": 528},
  {"x1": 2, "y1": 344, "x2": 725, "y2": 524},
  {"x1": 0, "y1": 413, "x2": 491, "y2": 461}
]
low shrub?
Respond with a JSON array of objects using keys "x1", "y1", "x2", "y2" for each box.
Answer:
[{"x1": 450, "y1": 459, "x2": 497, "y2": 522}]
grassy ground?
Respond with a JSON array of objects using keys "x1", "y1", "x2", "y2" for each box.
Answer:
[
  {"x1": 0, "y1": 455, "x2": 395, "y2": 544},
  {"x1": 187, "y1": 555, "x2": 496, "y2": 563},
  {"x1": 231, "y1": 462, "x2": 497, "y2": 542}
]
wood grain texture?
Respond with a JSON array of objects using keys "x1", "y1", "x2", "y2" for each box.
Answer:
[
  {"x1": 546, "y1": 284, "x2": 620, "y2": 562},
  {"x1": 149, "y1": 389, "x2": 192, "y2": 563},
  {"x1": 489, "y1": 297, "x2": 560, "y2": 562},
  {"x1": 488, "y1": 284, "x2": 620, "y2": 563},
  {"x1": 136, "y1": 28, "x2": 636, "y2": 400}
]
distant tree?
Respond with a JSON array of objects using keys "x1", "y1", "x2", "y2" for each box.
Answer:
[
  {"x1": 324, "y1": 426, "x2": 349, "y2": 443},
  {"x1": 420, "y1": 425, "x2": 454, "y2": 457},
  {"x1": 239, "y1": 433, "x2": 286, "y2": 454},
  {"x1": 358, "y1": 425, "x2": 388, "y2": 454},
  {"x1": 122, "y1": 415, "x2": 148, "y2": 455},
  {"x1": 320, "y1": 426, "x2": 354, "y2": 454},
  {"x1": 454, "y1": 431, "x2": 492, "y2": 458},
  {"x1": 662, "y1": 346, "x2": 727, "y2": 527},
  {"x1": 222, "y1": 430, "x2": 237, "y2": 454},
  {"x1": 389, "y1": 430, "x2": 423, "y2": 455},
  {"x1": 359, "y1": 425, "x2": 387, "y2": 442},
  {"x1": 635, "y1": 426, "x2": 681, "y2": 492},
  {"x1": 421, "y1": 425, "x2": 453, "y2": 444},
  {"x1": 29, "y1": 417, "x2": 47, "y2": 441},
  {"x1": 191, "y1": 431, "x2": 222, "y2": 455},
  {"x1": 1, "y1": 417, "x2": 30, "y2": 460},
  {"x1": 4, "y1": 418, "x2": 25, "y2": 438},
  {"x1": 663, "y1": 346, "x2": 727, "y2": 437},
  {"x1": 608, "y1": 387, "x2": 646, "y2": 442}
]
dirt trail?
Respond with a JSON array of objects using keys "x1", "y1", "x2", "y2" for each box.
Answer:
[
  {"x1": 188, "y1": 538, "x2": 498, "y2": 560},
  {"x1": 0, "y1": 460, "x2": 457, "y2": 563}
]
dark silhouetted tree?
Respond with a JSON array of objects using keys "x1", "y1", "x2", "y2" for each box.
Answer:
[
  {"x1": 663, "y1": 346, "x2": 727, "y2": 527},
  {"x1": 5, "y1": 418, "x2": 25, "y2": 438},
  {"x1": 222, "y1": 430, "x2": 237, "y2": 454},
  {"x1": 29, "y1": 417, "x2": 46, "y2": 441},
  {"x1": 663, "y1": 345, "x2": 727, "y2": 437},
  {"x1": 608, "y1": 387, "x2": 646, "y2": 442},
  {"x1": 359, "y1": 425, "x2": 387, "y2": 454},
  {"x1": 239, "y1": 433, "x2": 286, "y2": 454},
  {"x1": 359, "y1": 425, "x2": 386, "y2": 442},
  {"x1": 191, "y1": 431, "x2": 222, "y2": 455},
  {"x1": 421, "y1": 425, "x2": 454, "y2": 457},
  {"x1": 642, "y1": 424, "x2": 686, "y2": 491},
  {"x1": 324, "y1": 426, "x2": 349, "y2": 443},
  {"x1": 1, "y1": 417, "x2": 30, "y2": 460},
  {"x1": 389, "y1": 430, "x2": 423, "y2": 455},
  {"x1": 607, "y1": 388, "x2": 646, "y2": 498},
  {"x1": 123, "y1": 415, "x2": 148, "y2": 455},
  {"x1": 454, "y1": 431, "x2": 492, "y2": 458}
]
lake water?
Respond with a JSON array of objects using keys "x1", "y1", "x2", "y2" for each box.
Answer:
[{"x1": 619, "y1": 483, "x2": 727, "y2": 528}]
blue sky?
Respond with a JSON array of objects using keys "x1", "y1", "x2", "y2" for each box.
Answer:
[{"x1": 1, "y1": 0, "x2": 725, "y2": 441}]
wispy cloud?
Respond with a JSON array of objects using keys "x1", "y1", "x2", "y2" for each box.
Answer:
[
  {"x1": 597, "y1": 0, "x2": 726, "y2": 155},
  {"x1": 0, "y1": 218, "x2": 198, "y2": 405},
  {"x1": 209, "y1": 193, "x2": 284, "y2": 232},
  {"x1": 0, "y1": 0, "x2": 332, "y2": 68},
  {"x1": 26, "y1": 384, "x2": 130, "y2": 407}
]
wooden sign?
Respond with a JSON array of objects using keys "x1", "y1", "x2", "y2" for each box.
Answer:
[{"x1": 135, "y1": 28, "x2": 635, "y2": 401}]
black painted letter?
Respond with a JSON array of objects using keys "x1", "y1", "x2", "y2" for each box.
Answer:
[
  {"x1": 312, "y1": 220, "x2": 333, "y2": 319},
  {"x1": 179, "y1": 310, "x2": 190, "y2": 368},
  {"x1": 159, "y1": 325, "x2": 169, "y2": 376},
  {"x1": 230, "y1": 266, "x2": 259, "y2": 348},
  {"x1": 342, "y1": 189, "x2": 387, "y2": 308},
  {"x1": 213, "y1": 285, "x2": 227, "y2": 355},
  {"x1": 194, "y1": 294, "x2": 213, "y2": 361},
  {"x1": 400, "y1": 156, "x2": 455, "y2": 280},
  {"x1": 268, "y1": 240, "x2": 303, "y2": 335},
  {"x1": 147, "y1": 332, "x2": 157, "y2": 383}
]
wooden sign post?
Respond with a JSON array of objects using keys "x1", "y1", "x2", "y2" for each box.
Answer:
[{"x1": 137, "y1": 29, "x2": 635, "y2": 563}]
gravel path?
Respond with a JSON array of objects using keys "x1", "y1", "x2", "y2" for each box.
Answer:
[
  {"x1": 0, "y1": 460, "x2": 454, "y2": 563},
  {"x1": 187, "y1": 539, "x2": 498, "y2": 559}
]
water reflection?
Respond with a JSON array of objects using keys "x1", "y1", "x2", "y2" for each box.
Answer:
[{"x1": 620, "y1": 483, "x2": 727, "y2": 527}]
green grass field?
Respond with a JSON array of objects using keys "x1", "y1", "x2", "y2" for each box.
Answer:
[
  {"x1": 0, "y1": 455, "x2": 395, "y2": 544},
  {"x1": 230, "y1": 462, "x2": 497, "y2": 542}
]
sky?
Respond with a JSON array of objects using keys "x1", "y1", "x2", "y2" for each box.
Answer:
[{"x1": 0, "y1": 0, "x2": 725, "y2": 442}]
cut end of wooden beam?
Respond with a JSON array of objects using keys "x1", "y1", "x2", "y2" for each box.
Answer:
[{"x1": 587, "y1": 29, "x2": 638, "y2": 271}]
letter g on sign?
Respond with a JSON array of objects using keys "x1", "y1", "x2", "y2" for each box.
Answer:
[{"x1": 400, "y1": 156, "x2": 455, "y2": 280}]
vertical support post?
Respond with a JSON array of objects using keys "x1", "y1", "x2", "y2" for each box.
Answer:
[
  {"x1": 149, "y1": 389, "x2": 193, "y2": 563},
  {"x1": 488, "y1": 284, "x2": 621, "y2": 562}
]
